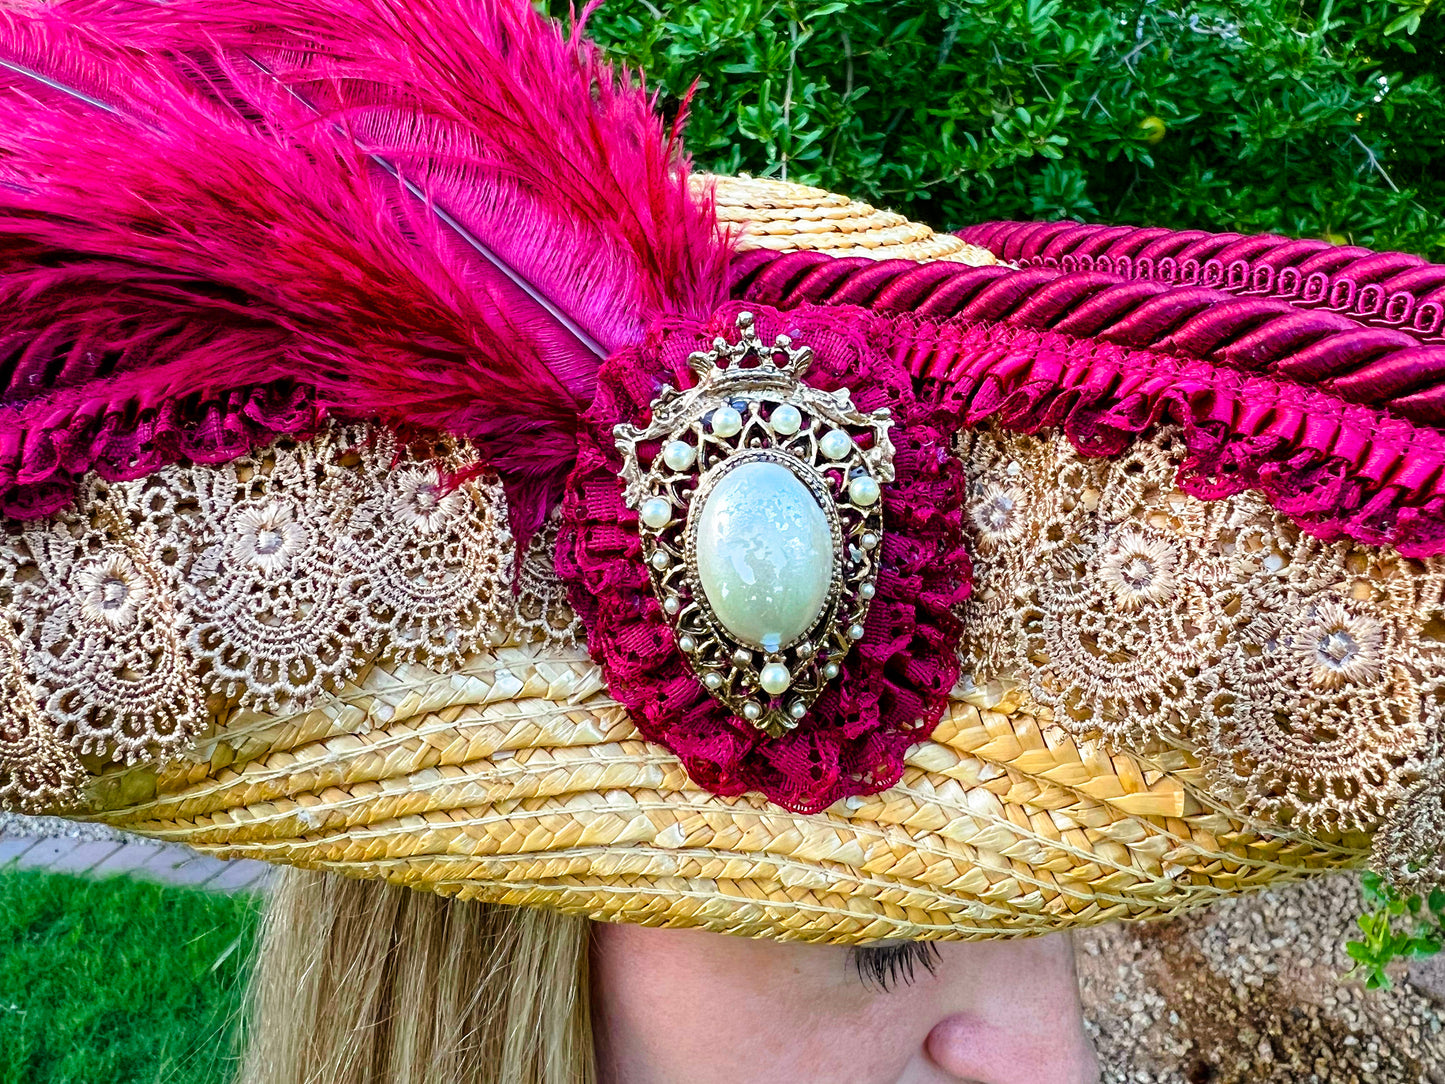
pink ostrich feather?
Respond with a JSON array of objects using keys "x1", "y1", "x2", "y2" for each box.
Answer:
[{"x1": 0, "y1": 0, "x2": 731, "y2": 536}]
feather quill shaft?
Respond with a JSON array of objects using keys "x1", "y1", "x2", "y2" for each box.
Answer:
[
  {"x1": 242, "y1": 51, "x2": 610, "y2": 362},
  {"x1": 0, "y1": 57, "x2": 120, "y2": 113}
]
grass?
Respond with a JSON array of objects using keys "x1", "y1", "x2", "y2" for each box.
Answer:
[{"x1": 0, "y1": 867, "x2": 260, "y2": 1084}]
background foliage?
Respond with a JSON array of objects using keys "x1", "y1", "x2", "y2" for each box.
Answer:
[
  {"x1": 1346, "y1": 871, "x2": 1445, "y2": 990},
  {"x1": 564, "y1": 0, "x2": 1445, "y2": 260}
]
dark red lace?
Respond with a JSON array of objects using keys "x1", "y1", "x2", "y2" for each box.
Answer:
[
  {"x1": 556, "y1": 303, "x2": 970, "y2": 814},
  {"x1": 0, "y1": 382, "x2": 319, "y2": 519}
]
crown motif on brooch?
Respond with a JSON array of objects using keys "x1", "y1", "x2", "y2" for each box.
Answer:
[
  {"x1": 686, "y1": 314, "x2": 815, "y2": 386},
  {"x1": 614, "y1": 312, "x2": 894, "y2": 736}
]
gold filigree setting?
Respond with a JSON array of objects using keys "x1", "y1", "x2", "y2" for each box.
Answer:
[{"x1": 614, "y1": 312, "x2": 895, "y2": 735}]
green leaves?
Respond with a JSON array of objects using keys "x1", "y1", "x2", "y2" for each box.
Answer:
[
  {"x1": 562, "y1": 0, "x2": 1444, "y2": 259},
  {"x1": 1384, "y1": 0, "x2": 1434, "y2": 36},
  {"x1": 1345, "y1": 872, "x2": 1445, "y2": 991}
]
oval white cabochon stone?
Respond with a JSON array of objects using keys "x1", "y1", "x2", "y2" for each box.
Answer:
[{"x1": 694, "y1": 460, "x2": 834, "y2": 653}]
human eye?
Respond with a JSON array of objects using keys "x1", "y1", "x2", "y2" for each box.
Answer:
[{"x1": 847, "y1": 940, "x2": 942, "y2": 992}]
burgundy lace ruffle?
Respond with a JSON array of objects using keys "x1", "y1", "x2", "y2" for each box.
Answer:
[
  {"x1": 557, "y1": 303, "x2": 970, "y2": 814},
  {"x1": 904, "y1": 313, "x2": 1445, "y2": 556},
  {"x1": 736, "y1": 252, "x2": 1445, "y2": 558},
  {"x1": 0, "y1": 383, "x2": 320, "y2": 519}
]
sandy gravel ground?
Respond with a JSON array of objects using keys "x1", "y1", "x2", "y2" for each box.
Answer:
[{"x1": 1076, "y1": 875, "x2": 1445, "y2": 1083}]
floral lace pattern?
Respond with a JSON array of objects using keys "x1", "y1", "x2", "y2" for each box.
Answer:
[
  {"x1": 117, "y1": 427, "x2": 514, "y2": 708},
  {"x1": 0, "y1": 424, "x2": 515, "y2": 807},
  {"x1": 344, "y1": 454, "x2": 512, "y2": 663},
  {"x1": 0, "y1": 608, "x2": 82, "y2": 812},
  {"x1": 957, "y1": 425, "x2": 1444, "y2": 861},
  {"x1": 1371, "y1": 769, "x2": 1445, "y2": 889},
  {"x1": 0, "y1": 479, "x2": 206, "y2": 762},
  {"x1": 513, "y1": 512, "x2": 584, "y2": 645}
]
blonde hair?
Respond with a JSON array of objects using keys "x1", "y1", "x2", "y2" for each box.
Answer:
[{"x1": 239, "y1": 868, "x2": 595, "y2": 1084}]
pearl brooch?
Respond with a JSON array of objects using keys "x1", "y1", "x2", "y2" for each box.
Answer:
[{"x1": 613, "y1": 312, "x2": 896, "y2": 735}]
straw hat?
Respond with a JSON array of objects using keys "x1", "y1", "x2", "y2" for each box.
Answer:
[{"x1": 2, "y1": 0, "x2": 1442, "y2": 945}]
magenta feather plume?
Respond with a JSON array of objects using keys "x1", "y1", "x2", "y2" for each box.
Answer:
[{"x1": 0, "y1": 0, "x2": 731, "y2": 537}]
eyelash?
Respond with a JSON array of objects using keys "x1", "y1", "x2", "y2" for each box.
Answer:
[{"x1": 848, "y1": 941, "x2": 941, "y2": 992}]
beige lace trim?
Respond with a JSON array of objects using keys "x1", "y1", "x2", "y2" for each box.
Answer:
[
  {"x1": 1371, "y1": 778, "x2": 1445, "y2": 889},
  {"x1": 0, "y1": 424, "x2": 521, "y2": 808},
  {"x1": 513, "y1": 511, "x2": 583, "y2": 646},
  {"x1": 6, "y1": 419, "x2": 1444, "y2": 888},
  {"x1": 0, "y1": 607, "x2": 82, "y2": 812},
  {"x1": 957, "y1": 425, "x2": 1445, "y2": 882}
]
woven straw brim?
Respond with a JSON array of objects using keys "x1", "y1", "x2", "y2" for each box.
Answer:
[
  {"x1": 57, "y1": 176, "x2": 1367, "y2": 942},
  {"x1": 82, "y1": 642, "x2": 1365, "y2": 944},
  {"x1": 699, "y1": 174, "x2": 997, "y2": 265}
]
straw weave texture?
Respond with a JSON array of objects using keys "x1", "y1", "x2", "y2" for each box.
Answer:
[
  {"x1": 700, "y1": 175, "x2": 997, "y2": 265},
  {"x1": 72, "y1": 176, "x2": 1366, "y2": 942},
  {"x1": 84, "y1": 642, "x2": 1364, "y2": 943}
]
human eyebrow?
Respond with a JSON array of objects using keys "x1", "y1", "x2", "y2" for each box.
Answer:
[{"x1": 847, "y1": 940, "x2": 942, "y2": 992}]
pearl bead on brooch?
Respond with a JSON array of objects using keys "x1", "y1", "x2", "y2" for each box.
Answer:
[
  {"x1": 640, "y1": 497, "x2": 672, "y2": 529},
  {"x1": 612, "y1": 312, "x2": 897, "y2": 735},
  {"x1": 710, "y1": 405, "x2": 743, "y2": 438},
  {"x1": 848, "y1": 476, "x2": 881, "y2": 507},
  {"x1": 819, "y1": 429, "x2": 853, "y2": 460},
  {"x1": 771, "y1": 404, "x2": 802, "y2": 435},
  {"x1": 759, "y1": 662, "x2": 792, "y2": 696},
  {"x1": 662, "y1": 441, "x2": 696, "y2": 472}
]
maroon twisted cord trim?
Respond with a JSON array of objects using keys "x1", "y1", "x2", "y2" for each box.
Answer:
[
  {"x1": 729, "y1": 248, "x2": 1445, "y2": 426},
  {"x1": 956, "y1": 221, "x2": 1445, "y2": 345}
]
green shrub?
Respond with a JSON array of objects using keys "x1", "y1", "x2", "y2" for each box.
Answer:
[
  {"x1": 568, "y1": 0, "x2": 1445, "y2": 259},
  {"x1": 1347, "y1": 871, "x2": 1445, "y2": 990}
]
